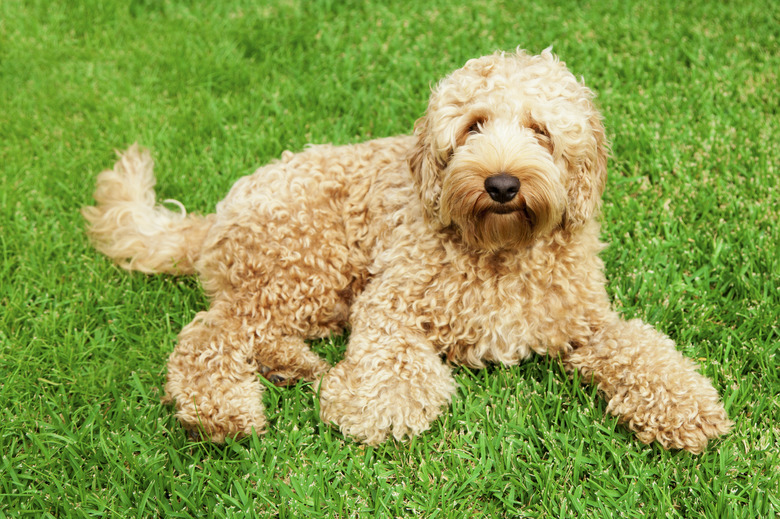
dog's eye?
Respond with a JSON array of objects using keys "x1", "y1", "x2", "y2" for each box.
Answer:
[
  {"x1": 531, "y1": 124, "x2": 549, "y2": 139},
  {"x1": 467, "y1": 122, "x2": 482, "y2": 134},
  {"x1": 529, "y1": 123, "x2": 553, "y2": 152}
]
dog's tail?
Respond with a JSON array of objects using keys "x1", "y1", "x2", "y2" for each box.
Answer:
[{"x1": 81, "y1": 145, "x2": 215, "y2": 275}]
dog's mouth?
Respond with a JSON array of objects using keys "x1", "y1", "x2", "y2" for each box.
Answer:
[
  {"x1": 480, "y1": 188, "x2": 533, "y2": 218},
  {"x1": 486, "y1": 203, "x2": 534, "y2": 223},
  {"x1": 490, "y1": 205, "x2": 518, "y2": 215}
]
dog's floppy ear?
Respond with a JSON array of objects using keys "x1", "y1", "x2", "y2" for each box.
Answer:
[
  {"x1": 408, "y1": 115, "x2": 448, "y2": 226},
  {"x1": 565, "y1": 111, "x2": 609, "y2": 227}
]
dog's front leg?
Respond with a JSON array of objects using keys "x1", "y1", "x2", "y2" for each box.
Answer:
[
  {"x1": 319, "y1": 288, "x2": 455, "y2": 444},
  {"x1": 563, "y1": 317, "x2": 732, "y2": 453}
]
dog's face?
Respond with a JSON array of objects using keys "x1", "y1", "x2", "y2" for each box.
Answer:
[{"x1": 409, "y1": 49, "x2": 608, "y2": 252}]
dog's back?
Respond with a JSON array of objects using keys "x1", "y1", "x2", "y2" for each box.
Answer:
[{"x1": 82, "y1": 136, "x2": 416, "y2": 278}]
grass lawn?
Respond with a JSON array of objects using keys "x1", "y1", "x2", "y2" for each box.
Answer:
[{"x1": 1, "y1": 0, "x2": 778, "y2": 517}]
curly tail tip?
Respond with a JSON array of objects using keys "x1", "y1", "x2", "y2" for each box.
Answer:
[{"x1": 81, "y1": 144, "x2": 213, "y2": 275}]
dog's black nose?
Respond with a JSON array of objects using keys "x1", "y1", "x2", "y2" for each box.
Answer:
[{"x1": 484, "y1": 174, "x2": 520, "y2": 203}]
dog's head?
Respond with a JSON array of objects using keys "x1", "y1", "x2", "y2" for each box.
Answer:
[{"x1": 409, "y1": 49, "x2": 608, "y2": 252}]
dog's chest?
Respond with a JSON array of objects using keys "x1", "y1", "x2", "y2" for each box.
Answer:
[{"x1": 423, "y1": 259, "x2": 575, "y2": 366}]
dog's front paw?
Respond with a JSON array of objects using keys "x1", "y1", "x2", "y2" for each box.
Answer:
[
  {"x1": 609, "y1": 382, "x2": 733, "y2": 454},
  {"x1": 319, "y1": 357, "x2": 455, "y2": 445}
]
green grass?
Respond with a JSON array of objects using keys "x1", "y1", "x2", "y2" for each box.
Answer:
[{"x1": 1, "y1": 0, "x2": 778, "y2": 516}]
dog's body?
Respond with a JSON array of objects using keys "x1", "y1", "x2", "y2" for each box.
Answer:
[{"x1": 83, "y1": 49, "x2": 731, "y2": 452}]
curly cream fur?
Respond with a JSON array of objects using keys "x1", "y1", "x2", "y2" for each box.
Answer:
[{"x1": 83, "y1": 48, "x2": 731, "y2": 452}]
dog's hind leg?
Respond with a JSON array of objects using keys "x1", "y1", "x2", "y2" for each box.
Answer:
[
  {"x1": 163, "y1": 297, "x2": 332, "y2": 442},
  {"x1": 254, "y1": 335, "x2": 331, "y2": 387},
  {"x1": 163, "y1": 300, "x2": 267, "y2": 442}
]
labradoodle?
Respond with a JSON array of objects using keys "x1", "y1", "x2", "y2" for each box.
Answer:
[{"x1": 83, "y1": 49, "x2": 732, "y2": 453}]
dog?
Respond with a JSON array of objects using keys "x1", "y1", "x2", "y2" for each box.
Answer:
[{"x1": 83, "y1": 48, "x2": 731, "y2": 453}]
